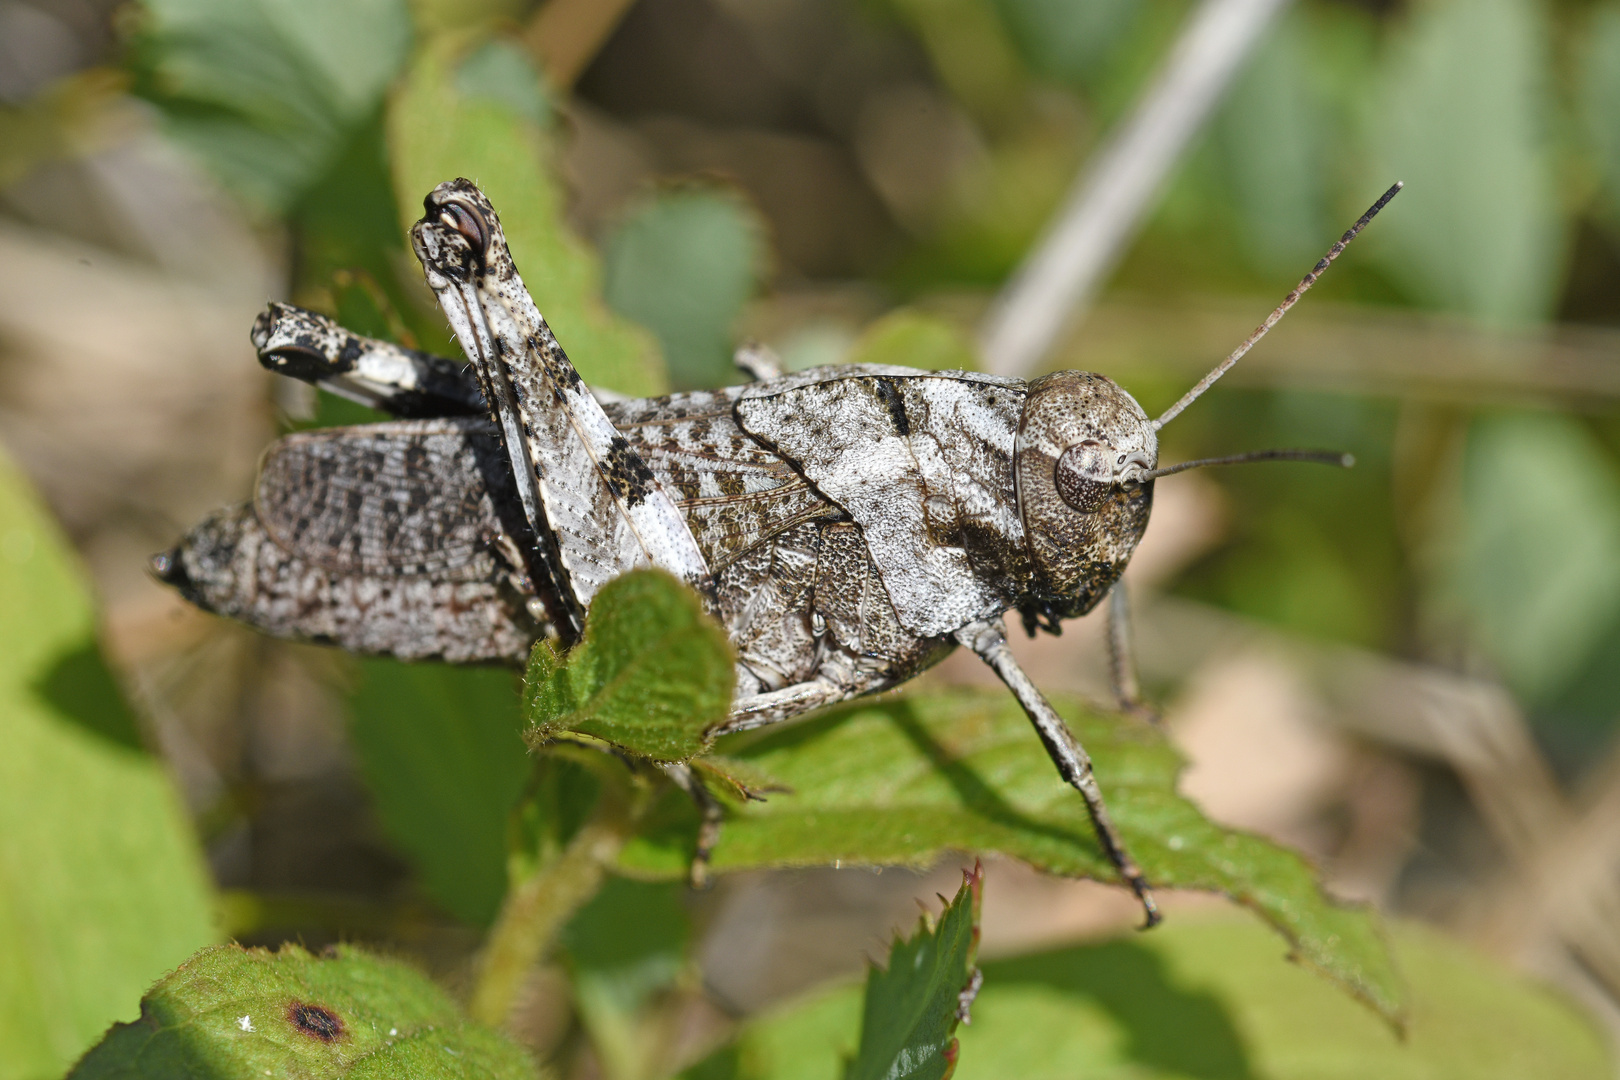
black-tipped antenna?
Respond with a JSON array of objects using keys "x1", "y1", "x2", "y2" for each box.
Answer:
[
  {"x1": 1134, "y1": 448, "x2": 1354, "y2": 483},
  {"x1": 1152, "y1": 181, "x2": 1403, "y2": 431}
]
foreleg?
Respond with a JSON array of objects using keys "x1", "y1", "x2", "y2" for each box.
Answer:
[{"x1": 955, "y1": 618, "x2": 1160, "y2": 927}]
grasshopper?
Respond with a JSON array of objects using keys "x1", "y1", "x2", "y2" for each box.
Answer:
[{"x1": 157, "y1": 179, "x2": 1401, "y2": 924}]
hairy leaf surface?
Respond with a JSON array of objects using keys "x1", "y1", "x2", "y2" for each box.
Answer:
[
  {"x1": 68, "y1": 944, "x2": 534, "y2": 1079},
  {"x1": 685, "y1": 919, "x2": 1607, "y2": 1080},
  {"x1": 846, "y1": 866, "x2": 981, "y2": 1080},
  {"x1": 620, "y1": 691, "x2": 1402, "y2": 1022},
  {"x1": 524, "y1": 569, "x2": 735, "y2": 761}
]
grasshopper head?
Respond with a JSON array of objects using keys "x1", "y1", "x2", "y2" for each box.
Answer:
[
  {"x1": 1014, "y1": 371, "x2": 1156, "y2": 627},
  {"x1": 1006, "y1": 185, "x2": 1403, "y2": 634}
]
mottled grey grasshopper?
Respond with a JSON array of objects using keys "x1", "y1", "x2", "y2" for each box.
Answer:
[{"x1": 157, "y1": 178, "x2": 1401, "y2": 924}]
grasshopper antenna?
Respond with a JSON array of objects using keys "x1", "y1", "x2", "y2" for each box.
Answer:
[
  {"x1": 1152, "y1": 181, "x2": 1403, "y2": 431},
  {"x1": 1134, "y1": 448, "x2": 1354, "y2": 483}
]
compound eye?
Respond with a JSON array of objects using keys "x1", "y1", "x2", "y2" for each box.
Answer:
[
  {"x1": 438, "y1": 200, "x2": 489, "y2": 254},
  {"x1": 1055, "y1": 440, "x2": 1112, "y2": 513}
]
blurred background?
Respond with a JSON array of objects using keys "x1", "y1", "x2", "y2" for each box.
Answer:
[{"x1": 6, "y1": 0, "x2": 1620, "y2": 1072}]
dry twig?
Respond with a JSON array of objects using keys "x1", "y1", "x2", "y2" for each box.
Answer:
[{"x1": 980, "y1": 0, "x2": 1295, "y2": 378}]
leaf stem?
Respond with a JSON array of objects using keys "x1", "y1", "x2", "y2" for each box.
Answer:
[{"x1": 469, "y1": 814, "x2": 628, "y2": 1029}]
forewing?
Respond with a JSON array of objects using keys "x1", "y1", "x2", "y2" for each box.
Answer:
[
  {"x1": 255, "y1": 419, "x2": 511, "y2": 578},
  {"x1": 161, "y1": 417, "x2": 548, "y2": 663},
  {"x1": 736, "y1": 367, "x2": 1026, "y2": 637},
  {"x1": 607, "y1": 388, "x2": 839, "y2": 572},
  {"x1": 160, "y1": 502, "x2": 539, "y2": 664}
]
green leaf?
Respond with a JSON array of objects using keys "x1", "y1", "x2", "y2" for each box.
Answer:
[
  {"x1": 455, "y1": 39, "x2": 551, "y2": 128},
  {"x1": 346, "y1": 661, "x2": 529, "y2": 926},
  {"x1": 560, "y1": 877, "x2": 692, "y2": 1080},
  {"x1": 619, "y1": 691, "x2": 1402, "y2": 1023},
  {"x1": 989, "y1": 0, "x2": 1139, "y2": 88},
  {"x1": 388, "y1": 38, "x2": 664, "y2": 396},
  {"x1": 682, "y1": 988, "x2": 859, "y2": 1080},
  {"x1": 1212, "y1": 11, "x2": 1330, "y2": 275},
  {"x1": 603, "y1": 187, "x2": 768, "y2": 391},
  {"x1": 1368, "y1": 0, "x2": 1564, "y2": 325},
  {"x1": 845, "y1": 311, "x2": 980, "y2": 373},
  {"x1": 693, "y1": 918, "x2": 1607, "y2": 1080},
  {"x1": 129, "y1": 0, "x2": 411, "y2": 213},
  {"x1": 1580, "y1": 4, "x2": 1620, "y2": 227},
  {"x1": 1438, "y1": 412, "x2": 1620, "y2": 703},
  {"x1": 847, "y1": 866, "x2": 981, "y2": 1080},
  {"x1": 67, "y1": 943, "x2": 536, "y2": 1079},
  {"x1": 0, "y1": 450, "x2": 216, "y2": 1080},
  {"x1": 524, "y1": 569, "x2": 735, "y2": 762}
]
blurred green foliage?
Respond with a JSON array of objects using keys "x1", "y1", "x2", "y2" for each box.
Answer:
[
  {"x1": 560, "y1": 878, "x2": 693, "y2": 1080},
  {"x1": 990, "y1": 0, "x2": 1139, "y2": 90},
  {"x1": 127, "y1": 0, "x2": 411, "y2": 214},
  {"x1": 603, "y1": 188, "x2": 768, "y2": 390},
  {"x1": 693, "y1": 917, "x2": 1609, "y2": 1080},
  {"x1": 618, "y1": 690, "x2": 1402, "y2": 1023},
  {"x1": 1582, "y1": 6, "x2": 1620, "y2": 227},
  {"x1": 1170, "y1": 389, "x2": 1404, "y2": 650},
  {"x1": 525, "y1": 569, "x2": 736, "y2": 761},
  {"x1": 347, "y1": 662, "x2": 529, "y2": 927},
  {"x1": 0, "y1": 452, "x2": 216, "y2": 1080},
  {"x1": 1211, "y1": 13, "x2": 1331, "y2": 276},
  {"x1": 1444, "y1": 413, "x2": 1620, "y2": 704},
  {"x1": 845, "y1": 311, "x2": 980, "y2": 372},
  {"x1": 1369, "y1": 0, "x2": 1562, "y2": 326}
]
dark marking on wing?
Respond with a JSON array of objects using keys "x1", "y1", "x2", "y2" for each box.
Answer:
[
  {"x1": 604, "y1": 435, "x2": 655, "y2": 507},
  {"x1": 873, "y1": 376, "x2": 909, "y2": 436},
  {"x1": 532, "y1": 331, "x2": 585, "y2": 390}
]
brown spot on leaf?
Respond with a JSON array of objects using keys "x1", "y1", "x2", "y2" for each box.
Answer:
[{"x1": 287, "y1": 1002, "x2": 344, "y2": 1042}]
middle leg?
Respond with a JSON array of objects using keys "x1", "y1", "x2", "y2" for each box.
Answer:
[{"x1": 1106, "y1": 581, "x2": 1160, "y2": 725}]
